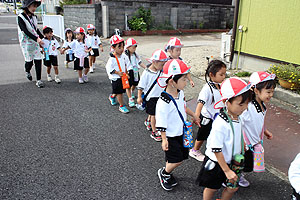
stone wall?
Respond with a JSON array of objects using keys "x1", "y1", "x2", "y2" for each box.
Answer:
[{"x1": 64, "y1": 0, "x2": 234, "y2": 38}]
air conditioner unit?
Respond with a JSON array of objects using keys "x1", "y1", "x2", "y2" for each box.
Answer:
[{"x1": 221, "y1": 33, "x2": 232, "y2": 63}]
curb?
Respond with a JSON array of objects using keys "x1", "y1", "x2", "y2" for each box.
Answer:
[{"x1": 122, "y1": 29, "x2": 229, "y2": 36}]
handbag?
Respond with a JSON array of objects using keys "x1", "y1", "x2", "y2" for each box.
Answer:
[
  {"x1": 114, "y1": 54, "x2": 130, "y2": 89},
  {"x1": 162, "y1": 91, "x2": 193, "y2": 148},
  {"x1": 243, "y1": 127, "x2": 265, "y2": 173}
]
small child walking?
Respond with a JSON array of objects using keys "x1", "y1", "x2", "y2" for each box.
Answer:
[
  {"x1": 42, "y1": 26, "x2": 61, "y2": 83},
  {"x1": 62, "y1": 28, "x2": 75, "y2": 68},
  {"x1": 156, "y1": 59, "x2": 200, "y2": 191},
  {"x1": 165, "y1": 37, "x2": 195, "y2": 87},
  {"x1": 106, "y1": 35, "x2": 131, "y2": 114},
  {"x1": 289, "y1": 153, "x2": 300, "y2": 200},
  {"x1": 239, "y1": 71, "x2": 276, "y2": 187},
  {"x1": 61, "y1": 27, "x2": 92, "y2": 84},
  {"x1": 189, "y1": 60, "x2": 226, "y2": 161},
  {"x1": 124, "y1": 38, "x2": 146, "y2": 107},
  {"x1": 196, "y1": 77, "x2": 252, "y2": 200},
  {"x1": 137, "y1": 50, "x2": 168, "y2": 141},
  {"x1": 86, "y1": 24, "x2": 103, "y2": 73}
]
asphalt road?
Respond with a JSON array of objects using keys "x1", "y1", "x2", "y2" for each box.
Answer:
[{"x1": 0, "y1": 13, "x2": 293, "y2": 199}]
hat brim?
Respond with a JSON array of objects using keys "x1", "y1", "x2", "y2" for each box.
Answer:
[
  {"x1": 157, "y1": 67, "x2": 191, "y2": 88},
  {"x1": 251, "y1": 74, "x2": 276, "y2": 87}
]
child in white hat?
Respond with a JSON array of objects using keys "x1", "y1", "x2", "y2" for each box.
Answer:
[
  {"x1": 156, "y1": 59, "x2": 200, "y2": 191},
  {"x1": 196, "y1": 77, "x2": 252, "y2": 200},
  {"x1": 239, "y1": 71, "x2": 276, "y2": 187},
  {"x1": 124, "y1": 38, "x2": 146, "y2": 107},
  {"x1": 165, "y1": 37, "x2": 195, "y2": 87},
  {"x1": 137, "y1": 50, "x2": 168, "y2": 141}
]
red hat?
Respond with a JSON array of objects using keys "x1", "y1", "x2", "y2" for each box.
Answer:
[
  {"x1": 110, "y1": 35, "x2": 124, "y2": 45},
  {"x1": 214, "y1": 77, "x2": 251, "y2": 109},
  {"x1": 75, "y1": 27, "x2": 85, "y2": 34},
  {"x1": 165, "y1": 37, "x2": 183, "y2": 51},
  {"x1": 125, "y1": 38, "x2": 138, "y2": 49},
  {"x1": 147, "y1": 49, "x2": 168, "y2": 63},
  {"x1": 43, "y1": 26, "x2": 52, "y2": 30},
  {"x1": 87, "y1": 24, "x2": 95, "y2": 30},
  {"x1": 157, "y1": 59, "x2": 191, "y2": 88},
  {"x1": 249, "y1": 71, "x2": 276, "y2": 87}
]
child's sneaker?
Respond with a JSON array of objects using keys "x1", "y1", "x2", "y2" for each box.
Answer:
[
  {"x1": 83, "y1": 74, "x2": 88, "y2": 82},
  {"x1": 25, "y1": 72, "x2": 32, "y2": 81},
  {"x1": 54, "y1": 75, "x2": 61, "y2": 84},
  {"x1": 136, "y1": 103, "x2": 145, "y2": 111},
  {"x1": 47, "y1": 75, "x2": 52, "y2": 82},
  {"x1": 90, "y1": 67, "x2": 94, "y2": 73},
  {"x1": 157, "y1": 168, "x2": 173, "y2": 191},
  {"x1": 161, "y1": 167, "x2": 177, "y2": 186},
  {"x1": 150, "y1": 131, "x2": 162, "y2": 142},
  {"x1": 128, "y1": 99, "x2": 135, "y2": 107},
  {"x1": 144, "y1": 119, "x2": 152, "y2": 131},
  {"x1": 119, "y1": 106, "x2": 129, "y2": 113},
  {"x1": 189, "y1": 149, "x2": 205, "y2": 161},
  {"x1": 79, "y1": 78, "x2": 84, "y2": 84},
  {"x1": 36, "y1": 80, "x2": 44, "y2": 88},
  {"x1": 109, "y1": 95, "x2": 117, "y2": 106},
  {"x1": 131, "y1": 95, "x2": 135, "y2": 99},
  {"x1": 64, "y1": 61, "x2": 69, "y2": 68},
  {"x1": 238, "y1": 173, "x2": 250, "y2": 187}
]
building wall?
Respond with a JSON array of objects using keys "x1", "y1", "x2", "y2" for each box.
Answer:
[
  {"x1": 235, "y1": 0, "x2": 300, "y2": 65},
  {"x1": 64, "y1": 0, "x2": 233, "y2": 37}
]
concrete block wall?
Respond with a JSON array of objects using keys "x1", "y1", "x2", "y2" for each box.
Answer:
[{"x1": 64, "y1": 1, "x2": 234, "y2": 38}]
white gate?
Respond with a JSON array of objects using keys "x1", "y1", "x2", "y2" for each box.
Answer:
[{"x1": 42, "y1": 15, "x2": 65, "y2": 41}]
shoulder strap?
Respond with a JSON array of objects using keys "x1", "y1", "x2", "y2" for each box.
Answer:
[
  {"x1": 114, "y1": 53, "x2": 123, "y2": 73},
  {"x1": 143, "y1": 70, "x2": 161, "y2": 100},
  {"x1": 162, "y1": 91, "x2": 186, "y2": 128},
  {"x1": 223, "y1": 109, "x2": 244, "y2": 155}
]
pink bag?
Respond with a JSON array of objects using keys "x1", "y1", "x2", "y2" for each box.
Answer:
[{"x1": 243, "y1": 126, "x2": 265, "y2": 173}]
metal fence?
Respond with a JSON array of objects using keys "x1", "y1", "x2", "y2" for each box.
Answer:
[{"x1": 42, "y1": 15, "x2": 65, "y2": 41}]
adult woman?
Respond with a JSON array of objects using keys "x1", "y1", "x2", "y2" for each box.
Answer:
[{"x1": 17, "y1": 0, "x2": 44, "y2": 88}]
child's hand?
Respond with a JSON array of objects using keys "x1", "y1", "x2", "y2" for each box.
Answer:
[
  {"x1": 37, "y1": 37, "x2": 44, "y2": 46},
  {"x1": 126, "y1": 73, "x2": 130, "y2": 79},
  {"x1": 84, "y1": 49, "x2": 90, "y2": 53},
  {"x1": 190, "y1": 80, "x2": 195, "y2": 87},
  {"x1": 192, "y1": 115, "x2": 201, "y2": 127},
  {"x1": 225, "y1": 170, "x2": 238, "y2": 184},
  {"x1": 162, "y1": 139, "x2": 168, "y2": 151},
  {"x1": 116, "y1": 71, "x2": 123, "y2": 77},
  {"x1": 265, "y1": 130, "x2": 273, "y2": 140},
  {"x1": 137, "y1": 97, "x2": 143, "y2": 105}
]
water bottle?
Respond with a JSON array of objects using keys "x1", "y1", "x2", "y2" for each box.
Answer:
[
  {"x1": 68, "y1": 49, "x2": 73, "y2": 60},
  {"x1": 44, "y1": 47, "x2": 49, "y2": 61},
  {"x1": 183, "y1": 121, "x2": 194, "y2": 148},
  {"x1": 133, "y1": 66, "x2": 139, "y2": 82}
]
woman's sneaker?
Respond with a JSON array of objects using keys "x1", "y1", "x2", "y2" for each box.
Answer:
[
  {"x1": 150, "y1": 131, "x2": 162, "y2": 142},
  {"x1": 47, "y1": 75, "x2": 52, "y2": 82},
  {"x1": 144, "y1": 119, "x2": 152, "y2": 131},
  {"x1": 54, "y1": 75, "x2": 61, "y2": 84},
  {"x1": 157, "y1": 168, "x2": 173, "y2": 191},
  {"x1": 36, "y1": 80, "x2": 44, "y2": 88},
  {"x1": 25, "y1": 72, "x2": 32, "y2": 81},
  {"x1": 119, "y1": 106, "x2": 129, "y2": 113},
  {"x1": 238, "y1": 173, "x2": 250, "y2": 187},
  {"x1": 189, "y1": 149, "x2": 205, "y2": 161}
]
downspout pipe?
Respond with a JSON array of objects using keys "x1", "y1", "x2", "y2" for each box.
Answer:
[{"x1": 229, "y1": 0, "x2": 240, "y2": 63}]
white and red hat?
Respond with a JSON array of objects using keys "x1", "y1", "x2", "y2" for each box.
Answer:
[
  {"x1": 249, "y1": 71, "x2": 276, "y2": 87},
  {"x1": 43, "y1": 26, "x2": 52, "y2": 30},
  {"x1": 110, "y1": 35, "x2": 124, "y2": 45},
  {"x1": 147, "y1": 49, "x2": 168, "y2": 63},
  {"x1": 125, "y1": 38, "x2": 138, "y2": 49},
  {"x1": 75, "y1": 27, "x2": 85, "y2": 34},
  {"x1": 158, "y1": 59, "x2": 191, "y2": 88},
  {"x1": 87, "y1": 24, "x2": 95, "y2": 30},
  {"x1": 165, "y1": 37, "x2": 183, "y2": 51},
  {"x1": 214, "y1": 77, "x2": 251, "y2": 109}
]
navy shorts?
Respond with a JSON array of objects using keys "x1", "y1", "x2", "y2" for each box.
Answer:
[
  {"x1": 74, "y1": 57, "x2": 89, "y2": 70},
  {"x1": 165, "y1": 135, "x2": 189, "y2": 163},
  {"x1": 196, "y1": 114, "x2": 213, "y2": 141},
  {"x1": 89, "y1": 48, "x2": 99, "y2": 57},
  {"x1": 66, "y1": 53, "x2": 75, "y2": 62},
  {"x1": 112, "y1": 78, "x2": 126, "y2": 94},
  {"x1": 128, "y1": 69, "x2": 140, "y2": 86},
  {"x1": 44, "y1": 55, "x2": 58, "y2": 67},
  {"x1": 145, "y1": 97, "x2": 158, "y2": 115}
]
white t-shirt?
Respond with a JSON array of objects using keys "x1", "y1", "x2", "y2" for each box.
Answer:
[
  {"x1": 126, "y1": 53, "x2": 142, "y2": 70},
  {"x1": 62, "y1": 40, "x2": 74, "y2": 54},
  {"x1": 105, "y1": 53, "x2": 132, "y2": 81},
  {"x1": 197, "y1": 82, "x2": 222, "y2": 119},
  {"x1": 137, "y1": 68, "x2": 163, "y2": 101},
  {"x1": 68, "y1": 40, "x2": 89, "y2": 58},
  {"x1": 86, "y1": 34, "x2": 101, "y2": 49},
  {"x1": 42, "y1": 38, "x2": 60, "y2": 56},
  {"x1": 205, "y1": 109, "x2": 243, "y2": 164},
  {"x1": 156, "y1": 90, "x2": 186, "y2": 137},
  {"x1": 289, "y1": 153, "x2": 300, "y2": 194},
  {"x1": 240, "y1": 100, "x2": 266, "y2": 146}
]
